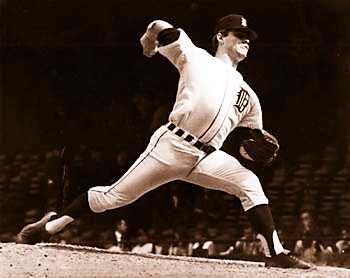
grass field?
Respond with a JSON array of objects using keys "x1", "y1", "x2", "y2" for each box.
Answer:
[{"x1": 1, "y1": 243, "x2": 350, "y2": 278}]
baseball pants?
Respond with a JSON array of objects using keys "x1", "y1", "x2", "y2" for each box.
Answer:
[{"x1": 88, "y1": 124, "x2": 268, "y2": 213}]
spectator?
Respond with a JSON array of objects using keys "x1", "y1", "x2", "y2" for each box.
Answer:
[
  {"x1": 215, "y1": 228, "x2": 238, "y2": 258},
  {"x1": 336, "y1": 228, "x2": 350, "y2": 267},
  {"x1": 189, "y1": 228, "x2": 211, "y2": 258},
  {"x1": 171, "y1": 240, "x2": 189, "y2": 256},
  {"x1": 146, "y1": 227, "x2": 162, "y2": 254},
  {"x1": 318, "y1": 225, "x2": 336, "y2": 266},
  {"x1": 235, "y1": 225, "x2": 264, "y2": 258},
  {"x1": 293, "y1": 211, "x2": 321, "y2": 263},
  {"x1": 109, "y1": 219, "x2": 130, "y2": 252},
  {"x1": 131, "y1": 229, "x2": 153, "y2": 254},
  {"x1": 336, "y1": 228, "x2": 350, "y2": 254},
  {"x1": 159, "y1": 229, "x2": 176, "y2": 255}
]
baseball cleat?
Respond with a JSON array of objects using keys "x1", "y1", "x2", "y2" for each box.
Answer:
[
  {"x1": 16, "y1": 212, "x2": 56, "y2": 244},
  {"x1": 265, "y1": 253, "x2": 314, "y2": 269}
]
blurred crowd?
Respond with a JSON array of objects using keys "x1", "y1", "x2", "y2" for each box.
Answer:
[
  {"x1": 1, "y1": 143, "x2": 350, "y2": 268},
  {"x1": 38, "y1": 214, "x2": 350, "y2": 268}
]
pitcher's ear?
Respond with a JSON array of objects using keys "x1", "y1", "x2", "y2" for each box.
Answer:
[{"x1": 216, "y1": 32, "x2": 224, "y2": 45}]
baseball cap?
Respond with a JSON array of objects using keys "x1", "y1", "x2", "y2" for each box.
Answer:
[{"x1": 214, "y1": 14, "x2": 258, "y2": 40}]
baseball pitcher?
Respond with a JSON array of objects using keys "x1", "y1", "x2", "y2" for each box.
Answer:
[{"x1": 16, "y1": 14, "x2": 311, "y2": 269}]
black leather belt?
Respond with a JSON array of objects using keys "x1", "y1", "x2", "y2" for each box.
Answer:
[{"x1": 167, "y1": 123, "x2": 216, "y2": 155}]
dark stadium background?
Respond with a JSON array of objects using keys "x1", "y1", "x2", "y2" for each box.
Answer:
[{"x1": 0, "y1": 0, "x2": 350, "y2": 265}]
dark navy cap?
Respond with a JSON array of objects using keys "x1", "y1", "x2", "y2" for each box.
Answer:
[{"x1": 214, "y1": 14, "x2": 258, "y2": 40}]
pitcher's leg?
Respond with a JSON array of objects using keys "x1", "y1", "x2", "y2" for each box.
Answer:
[
  {"x1": 88, "y1": 151, "x2": 180, "y2": 213},
  {"x1": 17, "y1": 151, "x2": 179, "y2": 244},
  {"x1": 184, "y1": 150, "x2": 283, "y2": 257},
  {"x1": 46, "y1": 152, "x2": 179, "y2": 235},
  {"x1": 185, "y1": 151, "x2": 268, "y2": 210},
  {"x1": 16, "y1": 128, "x2": 188, "y2": 243}
]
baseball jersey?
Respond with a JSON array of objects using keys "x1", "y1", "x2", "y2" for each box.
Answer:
[{"x1": 158, "y1": 29, "x2": 263, "y2": 150}]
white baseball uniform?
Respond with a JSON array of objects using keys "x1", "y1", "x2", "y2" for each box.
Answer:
[{"x1": 88, "y1": 24, "x2": 268, "y2": 214}]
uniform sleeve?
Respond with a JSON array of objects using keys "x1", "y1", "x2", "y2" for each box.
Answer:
[
  {"x1": 158, "y1": 29, "x2": 197, "y2": 72},
  {"x1": 237, "y1": 93, "x2": 263, "y2": 129}
]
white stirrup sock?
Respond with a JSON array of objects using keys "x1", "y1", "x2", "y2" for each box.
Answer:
[
  {"x1": 272, "y1": 230, "x2": 285, "y2": 255},
  {"x1": 45, "y1": 215, "x2": 74, "y2": 235},
  {"x1": 257, "y1": 230, "x2": 284, "y2": 258}
]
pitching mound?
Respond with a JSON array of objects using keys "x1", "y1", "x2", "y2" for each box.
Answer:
[{"x1": 1, "y1": 243, "x2": 350, "y2": 278}]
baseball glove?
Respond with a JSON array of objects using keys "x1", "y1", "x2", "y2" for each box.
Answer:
[{"x1": 239, "y1": 128, "x2": 279, "y2": 166}]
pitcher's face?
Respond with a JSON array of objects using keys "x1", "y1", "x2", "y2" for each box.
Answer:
[{"x1": 221, "y1": 30, "x2": 250, "y2": 63}]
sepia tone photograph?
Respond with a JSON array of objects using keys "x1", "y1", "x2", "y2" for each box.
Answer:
[{"x1": 0, "y1": 0, "x2": 350, "y2": 277}]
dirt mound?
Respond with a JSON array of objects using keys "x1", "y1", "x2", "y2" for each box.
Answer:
[{"x1": 1, "y1": 243, "x2": 350, "y2": 278}]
